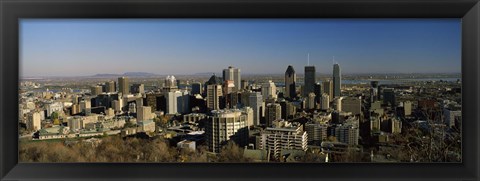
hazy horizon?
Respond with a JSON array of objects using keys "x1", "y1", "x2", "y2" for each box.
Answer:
[{"x1": 20, "y1": 19, "x2": 461, "y2": 77}]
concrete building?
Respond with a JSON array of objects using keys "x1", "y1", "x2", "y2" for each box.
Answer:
[
  {"x1": 285, "y1": 65, "x2": 297, "y2": 98},
  {"x1": 322, "y1": 80, "x2": 334, "y2": 100},
  {"x1": 206, "y1": 109, "x2": 249, "y2": 153},
  {"x1": 248, "y1": 92, "x2": 263, "y2": 126},
  {"x1": 383, "y1": 88, "x2": 396, "y2": 108},
  {"x1": 305, "y1": 122, "x2": 328, "y2": 145},
  {"x1": 404, "y1": 101, "x2": 412, "y2": 116},
  {"x1": 91, "y1": 85, "x2": 103, "y2": 96},
  {"x1": 137, "y1": 120, "x2": 155, "y2": 133},
  {"x1": 444, "y1": 108, "x2": 462, "y2": 128},
  {"x1": 261, "y1": 80, "x2": 277, "y2": 101},
  {"x1": 118, "y1": 77, "x2": 130, "y2": 96},
  {"x1": 306, "y1": 92, "x2": 316, "y2": 110},
  {"x1": 27, "y1": 111, "x2": 41, "y2": 131},
  {"x1": 303, "y1": 66, "x2": 316, "y2": 97},
  {"x1": 241, "y1": 106, "x2": 254, "y2": 127},
  {"x1": 332, "y1": 117, "x2": 359, "y2": 146},
  {"x1": 222, "y1": 66, "x2": 241, "y2": 92},
  {"x1": 341, "y1": 97, "x2": 362, "y2": 115},
  {"x1": 137, "y1": 106, "x2": 152, "y2": 121},
  {"x1": 45, "y1": 102, "x2": 64, "y2": 117},
  {"x1": 265, "y1": 103, "x2": 281, "y2": 127},
  {"x1": 207, "y1": 84, "x2": 223, "y2": 110},
  {"x1": 333, "y1": 64, "x2": 341, "y2": 98},
  {"x1": 130, "y1": 84, "x2": 145, "y2": 95},
  {"x1": 258, "y1": 120, "x2": 308, "y2": 160},
  {"x1": 166, "y1": 90, "x2": 190, "y2": 114},
  {"x1": 105, "y1": 81, "x2": 116, "y2": 93},
  {"x1": 320, "y1": 93, "x2": 330, "y2": 111}
]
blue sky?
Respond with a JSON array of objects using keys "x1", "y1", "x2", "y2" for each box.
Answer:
[{"x1": 20, "y1": 19, "x2": 461, "y2": 77}]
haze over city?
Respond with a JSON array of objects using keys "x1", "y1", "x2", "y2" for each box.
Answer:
[{"x1": 20, "y1": 19, "x2": 461, "y2": 77}]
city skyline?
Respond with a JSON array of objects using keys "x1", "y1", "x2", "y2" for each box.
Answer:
[{"x1": 21, "y1": 19, "x2": 461, "y2": 77}]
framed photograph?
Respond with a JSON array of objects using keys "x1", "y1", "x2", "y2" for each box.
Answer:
[{"x1": 1, "y1": 0, "x2": 479, "y2": 180}]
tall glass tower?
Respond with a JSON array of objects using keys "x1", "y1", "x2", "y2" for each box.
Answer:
[{"x1": 333, "y1": 64, "x2": 341, "y2": 98}]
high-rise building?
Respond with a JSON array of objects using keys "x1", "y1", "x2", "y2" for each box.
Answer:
[
  {"x1": 166, "y1": 90, "x2": 190, "y2": 114},
  {"x1": 333, "y1": 64, "x2": 341, "y2": 98},
  {"x1": 370, "y1": 81, "x2": 379, "y2": 102},
  {"x1": 265, "y1": 103, "x2": 281, "y2": 127},
  {"x1": 223, "y1": 66, "x2": 241, "y2": 92},
  {"x1": 241, "y1": 106, "x2": 254, "y2": 127},
  {"x1": 163, "y1": 75, "x2": 178, "y2": 93},
  {"x1": 248, "y1": 92, "x2": 263, "y2": 126},
  {"x1": 207, "y1": 84, "x2": 223, "y2": 110},
  {"x1": 91, "y1": 85, "x2": 103, "y2": 96},
  {"x1": 403, "y1": 101, "x2": 412, "y2": 116},
  {"x1": 332, "y1": 117, "x2": 359, "y2": 145},
  {"x1": 304, "y1": 66, "x2": 316, "y2": 97},
  {"x1": 137, "y1": 106, "x2": 152, "y2": 121},
  {"x1": 285, "y1": 65, "x2": 297, "y2": 98},
  {"x1": 261, "y1": 80, "x2": 277, "y2": 101},
  {"x1": 320, "y1": 93, "x2": 330, "y2": 110},
  {"x1": 191, "y1": 82, "x2": 202, "y2": 95},
  {"x1": 341, "y1": 97, "x2": 362, "y2": 115},
  {"x1": 279, "y1": 100, "x2": 296, "y2": 120},
  {"x1": 305, "y1": 122, "x2": 328, "y2": 145},
  {"x1": 27, "y1": 111, "x2": 41, "y2": 131},
  {"x1": 258, "y1": 120, "x2": 308, "y2": 160},
  {"x1": 105, "y1": 81, "x2": 116, "y2": 93},
  {"x1": 118, "y1": 77, "x2": 130, "y2": 96},
  {"x1": 130, "y1": 84, "x2": 145, "y2": 95},
  {"x1": 306, "y1": 92, "x2": 316, "y2": 110},
  {"x1": 314, "y1": 83, "x2": 322, "y2": 104},
  {"x1": 383, "y1": 88, "x2": 396, "y2": 107},
  {"x1": 241, "y1": 80, "x2": 248, "y2": 90},
  {"x1": 206, "y1": 109, "x2": 249, "y2": 153},
  {"x1": 322, "y1": 80, "x2": 333, "y2": 100}
]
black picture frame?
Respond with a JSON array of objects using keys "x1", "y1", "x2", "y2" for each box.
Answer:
[{"x1": 1, "y1": 0, "x2": 479, "y2": 180}]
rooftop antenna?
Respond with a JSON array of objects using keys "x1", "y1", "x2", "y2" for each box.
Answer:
[
  {"x1": 333, "y1": 56, "x2": 335, "y2": 65},
  {"x1": 307, "y1": 53, "x2": 310, "y2": 66}
]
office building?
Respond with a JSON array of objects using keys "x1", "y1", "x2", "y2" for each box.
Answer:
[
  {"x1": 285, "y1": 65, "x2": 297, "y2": 98},
  {"x1": 320, "y1": 93, "x2": 330, "y2": 110},
  {"x1": 314, "y1": 83, "x2": 322, "y2": 104},
  {"x1": 261, "y1": 80, "x2": 277, "y2": 101},
  {"x1": 223, "y1": 66, "x2": 241, "y2": 91},
  {"x1": 332, "y1": 117, "x2": 359, "y2": 145},
  {"x1": 265, "y1": 103, "x2": 281, "y2": 127},
  {"x1": 191, "y1": 82, "x2": 202, "y2": 95},
  {"x1": 105, "y1": 81, "x2": 116, "y2": 93},
  {"x1": 322, "y1": 80, "x2": 333, "y2": 100},
  {"x1": 207, "y1": 84, "x2": 223, "y2": 110},
  {"x1": 118, "y1": 77, "x2": 129, "y2": 96},
  {"x1": 383, "y1": 88, "x2": 396, "y2": 107},
  {"x1": 306, "y1": 92, "x2": 316, "y2": 110},
  {"x1": 91, "y1": 85, "x2": 103, "y2": 96},
  {"x1": 341, "y1": 97, "x2": 362, "y2": 115},
  {"x1": 333, "y1": 64, "x2": 341, "y2": 98},
  {"x1": 248, "y1": 92, "x2": 263, "y2": 126},
  {"x1": 137, "y1": 120, "x2": 155, "y2": 133},
  {"x1": 241, "y1": 106, "x2": 254, "y2": 127},
  {"x1": 206, "y1": 109, "x2": 249, "y2": 153},
  {"x1": 303, "y1": 66, "x2": 316, "y2": 97},
  {"x1": 130, "y1": 84, "x2": 145, "y2": 95},
  {"x1": 166, "y1": 90, "x2": 190, "y2": 114},
  {"x1": 370, "y1": 81, "x2": 379, "y2": 102},
  {"x1": 137, "y1": 106, "x2": 152, "y2": 121}
]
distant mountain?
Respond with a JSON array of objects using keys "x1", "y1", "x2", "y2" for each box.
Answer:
[{"x1": 93, "y1": 74, "x2": 121, "y2": 77}]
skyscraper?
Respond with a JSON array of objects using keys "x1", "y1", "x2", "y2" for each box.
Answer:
[
  {"x1": 304, "y1": 66, "x2": 316, "y2": 97},
  {"x1": 191, "y1": 82, "x2": 202, "y2": 95},
  {"x1": 320, "y1": 93, "x2": 330, "y2": 110},
  {"x1": 223, "y1": 66, "x2": 241, "y2": 92},
  {"x1": 105, "y1": 81, "x2": 116, "y2": 93},
  {"x1": 130, "y1": 84, "x2": 145, "y2": 95},
  {"x1": 285, "y1": 65, "x2": 296, "y2": 99},
  {"x1": 314, "y1": 82, "x2": 322, "y2": 104},
  {"x1": 333, "y1": 64, "x2": 341, "y2": 98},
  {"x1": 322, "y1": 80, "x2": 333, "y2": 100},
  {"x1": 207, "y1": 84, "x2": 223, "y2": 110},
  {"x1": 248, "y1": 92, "x2": 263, "y2": 126},
  {"x1": 91, "y1": 85, "x2": 103, "y2": 96},
  {"x1": 206, "y1": 109, "x2": 249, "y2": 153},
  {"x1": 383, "y1": 88, "x2": 396, "y2": 108},
  {"x1": 265, "y1": 103, "x2": 281, "y2": 127},
  {"x1": 261, "y1": 80, "x2": 277, "y2": 101},
  {"x1": 118, "y1": 77, "x2": 129, "y2": 96}
]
